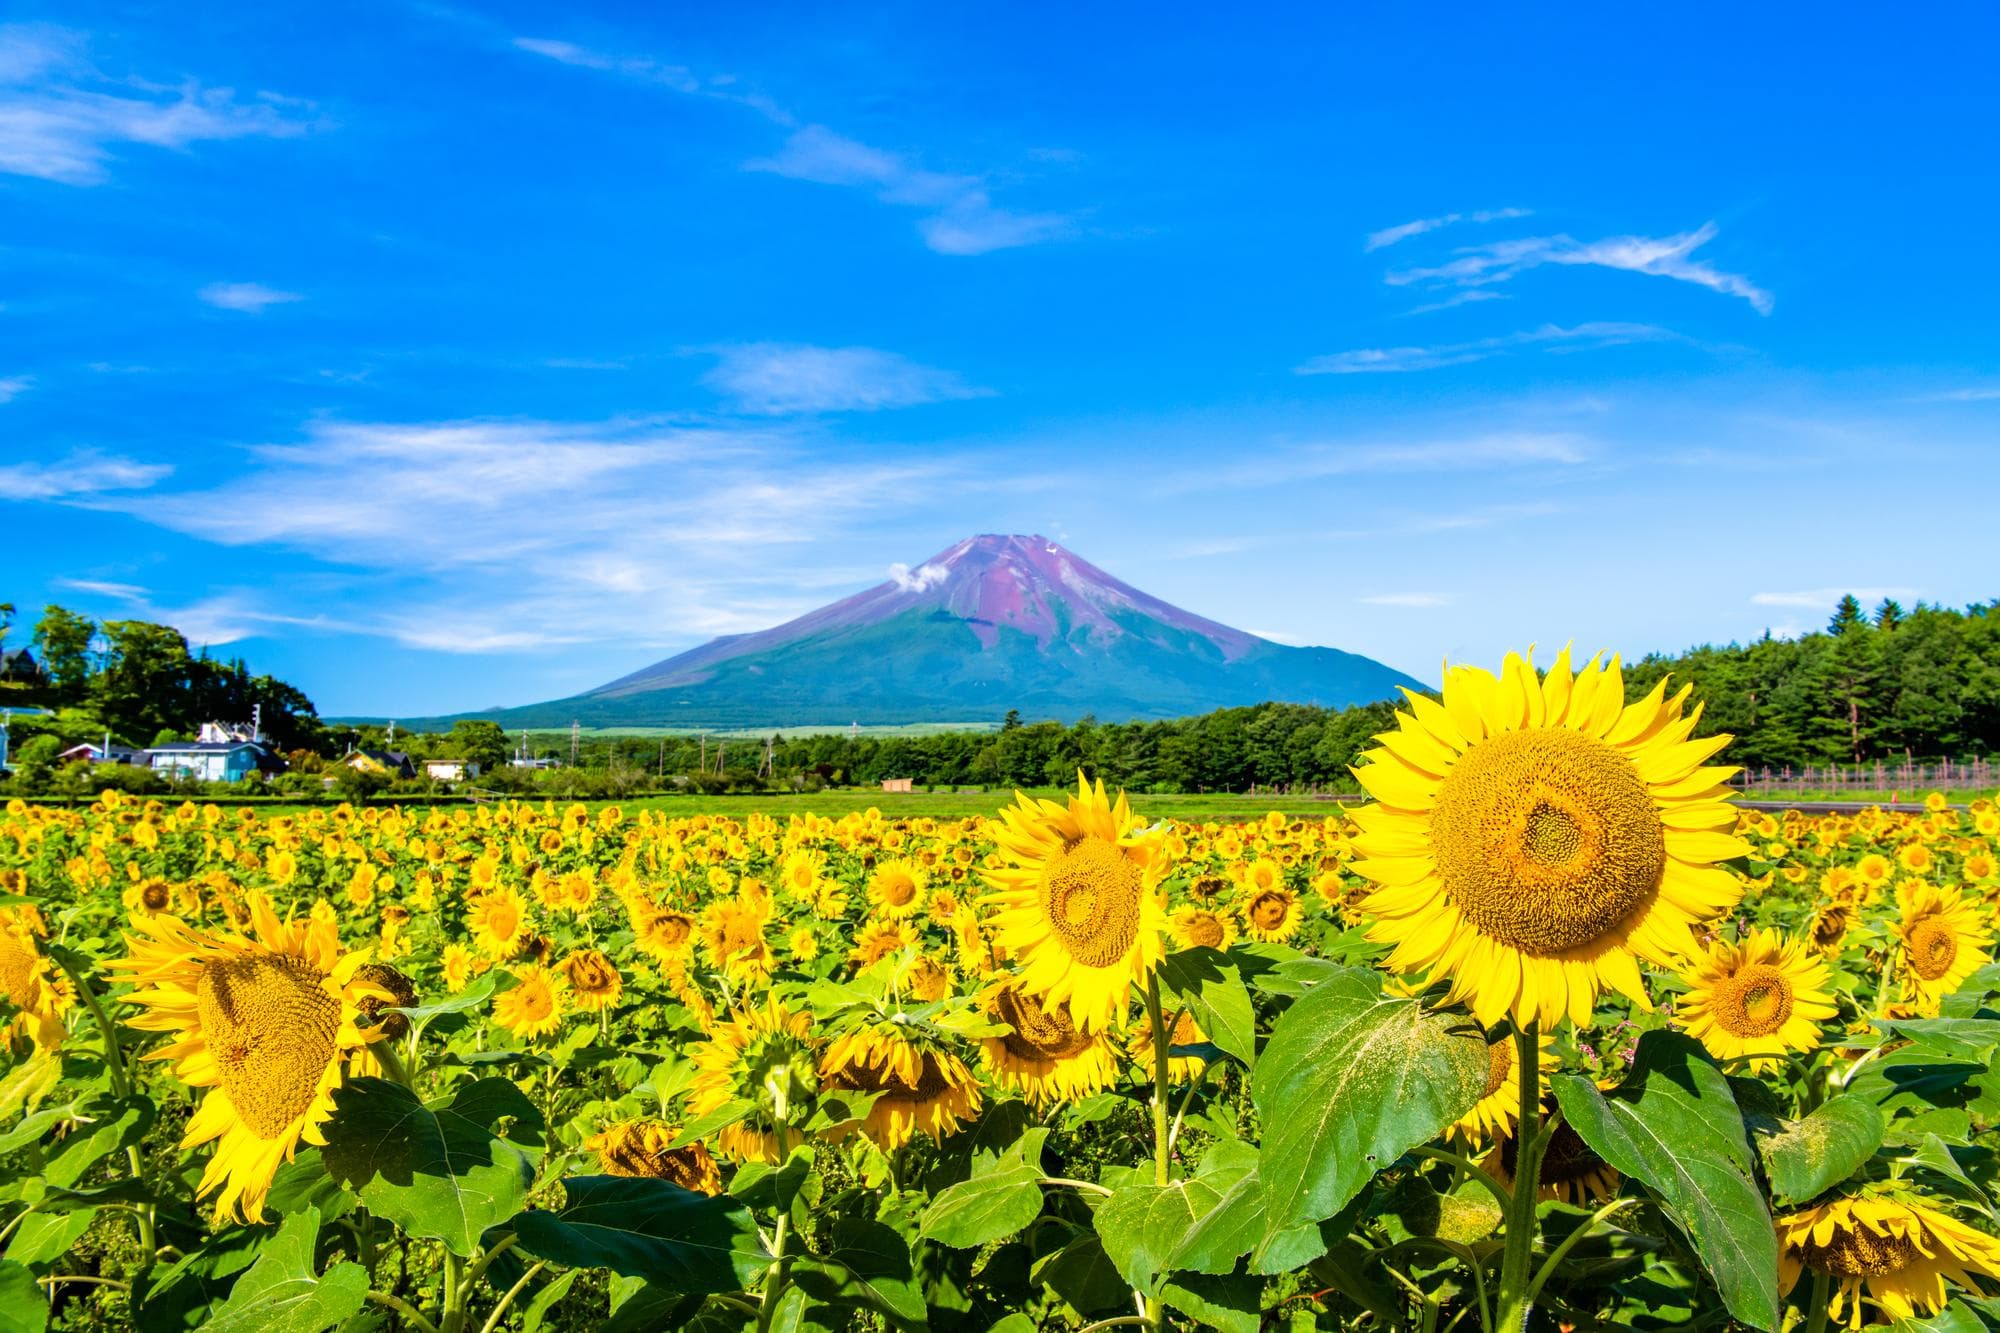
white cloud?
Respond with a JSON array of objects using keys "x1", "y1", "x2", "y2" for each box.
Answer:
[
  {"x1": 0, "y1": 375, "x2": 30, "y2": 402},
  {"x1": 1915, "y1": 387, "x2": 2000, "y2": 403},
  {"x1": 747, "y1": 126, "x2": 1070, "y2": 256},
  {"x1": 95, "y1": 417, "x2": 963, "y2": 653},
  {"x1": 1365, "y1": 207, "x2": 1531, "y2": 252},
  {"x1": 1149, "y1": 432, "x2": 1590, "y2": 498},
  {"x1": 1360, "y1": 593, "x2": 1450, "y2": 607},
  {"x1": 888, "y1": 561, "x2": 949, "y2": 593},
  {"x1": 704, "y1": 344, "x2": 987, "y2": 415},
  {"x1": 1751, "y1": 587, "x2": 1919, "y2": 610},
  {"x1": 0, "y1": 23, "x2": 311, "y2": 185},
  {"x1": 198, "y1": 281, "x2": 303, "y2": 313},
  {"x1": 512, "y1": 33, "x2": 788, "y2": 121},
  {"x1": 1297, "y1": 322, "x2": 1674, "y2": 375},
  {"x1": 1401, "y1": 290, "x2": 1510, "y2": 316},
  {"x1": 0, "y1": 450, "x2": 170, "y2": 500},
  {"x1": 1387, "y1": 222, "x2": 1772, "y2": 313},
  {"x1": 50, "y1": 579, "x2": 327, "y2": 646}
]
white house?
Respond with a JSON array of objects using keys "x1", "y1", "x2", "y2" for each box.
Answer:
[{"x1": 424, "y1": 758, "x2": 480, "y2": 781}]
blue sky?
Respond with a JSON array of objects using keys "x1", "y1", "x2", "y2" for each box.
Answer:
[{"x1": 4, "y1": 3, "x2": 1997, "y2": 718}]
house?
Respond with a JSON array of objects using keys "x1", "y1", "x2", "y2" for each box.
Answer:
[
  {"x1": 57, "y1": 741, "x2": 144, "y2": 767},
  {"x1": 147, "y1": 738, "x2": 282, "y2": 783},
  {"x1": 509, "y1": 755, "x2": 560, "y2": 770},
  {"x1": 423, "y1": 758, "x2": 480, "y2": 781},
  {"x1": 345, "y1": 750, "x2": 417, "y2": 780},
  {"x1": 0, "y1": 648, "x2": 40, "y2": 686},
  {"x1": 880, "y1": 777, "x2": 914, "y2": 793}
]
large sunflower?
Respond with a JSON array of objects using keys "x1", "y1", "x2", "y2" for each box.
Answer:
[
  {"x1": 0, "y1": 906, "x2": 72, "y2": 1052},
  {"x1": 983, "y1": 774, "x2": 1167, "y2": 1032},
  {"x1": 979, "y1": 981, "x2": 1119, "y2": 1109},
  {"x1": 1675, "y1": 927, "x2": 1836, "y2": 1069},
  {"x1": 1894, "y1": 881, "x2": 1992, "y2": 1015},
  {"x1": 1349, "y1": 649, "x2": 1747, "y2": 1029},
  {"x1": 687, "y1": 998, "x2": 821, "y2": 1164},
  {"x1": 819, "y1": 1023, "x2": 981, "y2": 1150},
  {"x1": 1778, "y1": 1192, "x2": 2000, "y2": 1327},
  {"x1": 104, "y1": 899, "x2": 391, "y2": 1222}
]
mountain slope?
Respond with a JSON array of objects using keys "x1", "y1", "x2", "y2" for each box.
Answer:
[{"x1": 439, "y1": 535, "x2": 1423, "y2": 727}]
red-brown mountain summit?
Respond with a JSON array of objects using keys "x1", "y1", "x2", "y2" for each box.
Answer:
[{"x1": 474, "y1": 535, "x2": 1422, "y2": 727}]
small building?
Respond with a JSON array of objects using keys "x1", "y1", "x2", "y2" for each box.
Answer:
[
  {"x1": 57, "y1": 741, "x2": 144, "y2": 767},
  {"x1": 880, "y1": 777, "x2": 914, "y2": 793},
  {"x1": 345, "y1": 749, "x2": 417, "y2": 780},
  {"x1": 509, "y1": 755, "x2": 560, "y2": 770},
  {"x1": 0, "y1": 647, "x2": 40, "y2": 686},
  {"x1": 147, "y1": 739, "x2": 281, "y2": 783},
  {"x1": 423, "y1": 758, "x2": 480, "y2": 782}
]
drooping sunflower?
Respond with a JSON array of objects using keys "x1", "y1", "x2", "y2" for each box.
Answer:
[
  {"x1": 103, "y1": 900, "x2": 392, "y2": 1222},
  {"x1": 819, "y1": 1023, "x2": 982, "y2": 1150},
  {"x1": 1895, "y1": 881, "x2": 1993, "y2": 1015},
  {"x1": 561, "y1": 949, "x2": 623, "y2": 1012},
  {"x1": 867, "y1": 860, "x2": 927, "y2": 919},
  {"x1": 1676, "y1": 927, "x2": 1837, "y2": 1069},
  {"x1": 1167, "y1": 904, "x2": 1239, "y2": 952},
  {"x1": 1350, "y1": 649, "x2": 1747, "y2": 1030},
  {"x1": 1778, "y1": 1191, "x2": 2000, "y2": 1327},
  {"x1": 1239, "y1": 884, "x2": 1303, "y2": 943},
  {"x1": 1485, "y1": 1113, "x2": 1621, "y2": 1206},
  {"x1": 493, "y1": 964, "x2": 567, "y2": 1040},
  {"x1": 1809, "y1": 900, "x2": 1854, "y2": 957},
  {"x1": 983, "y1": 774, "x2": 1167, "y2": 1033},
  {"x1": 1450, "y1": 1028, "x2": 1557, "y2": 1147},
  {"x1": 348, "y1": 961, "x2": 418, "y2": 1079},
  {"x1": 979, "y1": 981, "x2": 1120, "y2": 1109},
  {"x1": 585, "y1": 1119, "x2": 722, "y2": 1194},
  {"x1": 687, "y1": 997, "x2": 821, "y2": 1164}
]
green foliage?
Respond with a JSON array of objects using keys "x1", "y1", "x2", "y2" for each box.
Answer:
[
  {"x1": 513, "y1": 1175, "x2": 773, "y2": 1295},
  {"x1": 201, "y1": 1208, "x2": 368, "y2": 1333}
]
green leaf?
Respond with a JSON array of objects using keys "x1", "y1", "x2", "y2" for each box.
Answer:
[
  {"x1": 1877, "y1": 1017, "x2": 2000, "y2": 1064},
  {"x1": 7, "y1": 1207, "x2": 98, "y2": 1267},
  {"x1": 1157, "y1": 947, "x2": 1259, "y2": 1069},
  {"x1": 44, "y1": 1093, "x2": 152, "y2": 1189},
  {"x1": 0, "y1": 1260, "x2": 48, "y2": 1333},
  {"x1": 789, "y1": 1216, "x2": 926, "y2": 1329},
  {"x1": 1097, "y1": 1141, "x2": 1258, "y2": 1293},
  {"x1": 389, "y1": 972, "x2": 504, "y2": 1023},
  {"x1": 1553, "y1": 1031, "x2": 1779, "y2": 1331},
  {"x1": 665, "y1": 1098, "x2": 752, "y2": 1151},
  {"x1": 0, "y1": 1052, "x2": 61, "y2": 1121},
  {"x1": 1753, "y1": 1094, "x2": 1884, "y2": 1206},
  {"x1": 1251, "y1": 966, "x2": 1486, "y2": 1236},
  {"x1": 132, "y1": 1227, "x2": 268, "y2": 1333},
  {"x1": 919, "y1": 1134, "x2": 1047, "y2": 1249},
  {"x1": 520, "y1": 1268, "x2": 580, "y2": 1333},
  {"x1": 1904, "y1": 1135, "x2": 1993, "y2": 1208},
  {"x1": 1849, "y1": 1048, "x2": 1980, "y2": 1144},
  {"x1": 1887, "y1": 1302, "x2": 1987, "y2": 1333},
  {"x1": 728, "y1": 1146, "x2": 815, "y2": 1212},
  {"x1": 1159, "y1": 1272, "x2": 1262, "y2": 1333},
  {"x1": 203, "y1": 1207, "x2": 370, "y2": 1333},
  {"x1": 320, "y1": 1076, "x2": 543, "y2": 1257},
  {"x1": 514, "y1": 1174, "x2": 772, "y2": 1295},
  {"x1": 1030, "y1": 1233, "x2": 1127, "y2": 1319}
]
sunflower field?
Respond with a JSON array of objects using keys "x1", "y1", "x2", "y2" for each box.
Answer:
[{"x1": 4, "y1": 652, "x2": 2000, "y2": 1332}]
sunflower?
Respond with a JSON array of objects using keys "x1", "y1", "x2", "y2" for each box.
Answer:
[
  {"x1": 903, "y1": 953, "x2": 954, "y2": 1002},
  {"x1": 441, "y1": 942, "x2": 477, "y2": 993},
  {"x1": 561, "y1": 949, "x2": 623, "y2": 1012},
  {"x1": 1240, "y1": 885, "x2": 1303, "y2": 943},
  {"x1": 1128, "y1": 1005, "x2": 1209, "y2": 1084},
  {"x1": 1350, "y1": 649, "x2": 1747, "y2": 1030},
  {"x1": 585, "y1": 1120, "x2": 722, "y2": 1194},
  {"x1": 867, "y1": 860, "x2": 927, "y2": 919},
  {"x1": 1895, "y1": 881, "x2": 1993, "y2": 1015},
  {"x1": 687, "y1": 998, "x2": 821, "y2": 1164},
  {"x1": 468, "y1": 885, "x2": 530, "y2": 960},
  {"x1": 819, "y1": 1024, "x2": 982, "y2": 1150},
  {"x1": 850, "y1": 919, "x2": 917, "y2": 970},
  {"x1": 0, "y1": 907, "x2": 72, "y2": 1052},
  {"x1": 1167, "y1": 904, "x2": 1239, "y2": 952},
  {"x1": 103, "y1": 900, "x2": 391, "y2": 1222},
  {"x1": 635, "y1": 907, "x2": 698, "y2": 964},
  {"x1": 979, "y1": 982, "x2": 1120, "y2": 1109},
  {"x1": 1778, "y1": 1192, "x2": 2000, "y2": 1327},
  {"x1": 1676, "y1": 928, "x2": 1837, "y2": 1069},
  {"x1": 1486, "y1": 1113, "x2": 1620, "y2": 1206},
  {"x1": 1450, "y1": 1028, "x2": 1557, "y2": 1147},
  {"x1": 1809, "y1": 900, "x2": 1854, "y2": 957},
  {"x1": 983, "y1": 774, "x2": 1167, "y2": 1033},
  {"x1": 348, "y1": 962, "x2": 418, "y2": 1079},
  {"x1": 1240, "y1": 858, "x2": 1286, "y2": 896},
  {"x1": 493, "y1": 965, "x2": 567, "y2": 1040}
]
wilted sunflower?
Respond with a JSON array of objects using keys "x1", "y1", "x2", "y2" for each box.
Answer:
[
  {"x1": 348, "y1": 961, "x2": 417, "y2": 1078},
  {"x1": 1895, "y1": 881, "x2": 1992, "y2": 1015},
  {"x1": 1450, "y1": 1028, "x2": 1557, "y2": 1147},
  {"x1": 979, "y1": 982, "x2": 1119, "y2": 1109},
  {"x1": 688, "y1": 997, "x2": 821, "y2": 1163},
  {"x1": 1350, "y1": 649, "x2": 1746, "y2": 1030},
  {"x1": 1676, "y1": 927, "x2": 1836, "y2": 1069},
  {"x1": 103, "y1": 899, "x2": 392, "y2": 1222},
  {"x1": 493, "y1": 964, "x2": 567, "y2": 1040},
  {"x1": 867, "y1": 860, "x2": 927, "y2": 919},
  {"x1": 585, "y1": 1120, "x2": 722, "y2": 1194},
  {"x1": 983, "y1": 774, "x2": 1167, "y2": 1033},
  {"x1": 561, "y1": 949, "x2": 623, "y2": 1012},
  {"x1": 635, "y1": 907, "x2": 698, "y2": 964},
  {"x1": 1167, "y1": 904, "x2": 1239, "y2": 952},
  {"x1": 1778, "y1": 1192, "x2": 2000, "y2": 1327},
  {"x1": 819, "y1": 1023, "x2": 981, "y2": 1150},
  {"x1": 1240, "y1": 884, "x2": 1303, "y2": 943}
]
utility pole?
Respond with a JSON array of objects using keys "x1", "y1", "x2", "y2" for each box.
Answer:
[
  {"x1": 715, "y1": 742, "x2": 725, "y2": 775},
  {"x1": 700, "y1": 733, "x2": 708, "y2": 773},
  {"x1": 570, "y1": 720, "x2": 580, "y2": 768}
]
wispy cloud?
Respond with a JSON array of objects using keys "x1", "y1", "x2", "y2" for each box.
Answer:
[
  {"x1": 1751, "y1": 587, "x2": 1919, "y2": 610},
  {"x1": 198, "y1": 281, "x2": 303, "y2": 313},
  {"x1": 704, "y1": 344, "x2": 988, "y2": 415},
  {"x1": 1149, "y1": 432, "x2": 1590, "y2": 498},
  {"x1": 747, "y1": 125, "x2": 1071, "y2": 256},
  {"x1": 0, "y1": 375, "x2": 30, "y2": 403},
  {"x1": 1366, "y1": 207, "x2": 1531, "y2": 252},
  {"x1": 512, "y1": 33, "x2": 788, "y2": 121},
  {"x1": 1297, "y1": 321, "x2": 1674, "y2": 375},
  {"x1": 0, "y1": 22, "x2": 311, "y2": 185},
  {"x1": 1913, "y1": 386, "x2": 2000, "y2": 403},
  {"x1": 1401, "y1": 290, "x2": 1510, "y2": 317},
  {"x1": 1387, "y1": 222, "x2": 1772, "y2": 313},
  {"x1": 1360, "y1": 593, "x2": 1451, "y2": 607},
  {"x1": 51, "y1": 579, "x2": 327, "y2": 646},
  {"x1": 92, "y1": 417, "x2": 965, "y2": 653},
  {"x1": 888, "y1": 561, "x2": 949, "y2": 593},
  {"x1": 0, "y1": 450, "x2": 170, "y2": 500}
]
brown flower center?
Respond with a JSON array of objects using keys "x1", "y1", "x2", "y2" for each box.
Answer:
[
  {"x1": 1038, "y1": 836, "x2": 1141, "y2": 968},
  {"x1": 995, "y1": 985, "x2": 1093, "y2": 1061}
]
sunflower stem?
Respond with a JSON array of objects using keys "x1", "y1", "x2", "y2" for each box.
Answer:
[
  {"x1": 1802, "y1": 1270, "x2": 1831, "y2": 1333},
  {"x1": 1524, "y1": 1196, "x2": 1632, "y2": 1307},
  {"x1": 1143, "y1": 977, "x2": 1171, "y2": 1187},
  {"x1": 51, "y1": 948, "x2": 156, "y2": 1267},
  {"x1": 1493, "y1": 1020, "x2": 1546, "y2": 1333},
  {"x1": 367, "y1": 1289, "x2": 443, "y2": 1333}
]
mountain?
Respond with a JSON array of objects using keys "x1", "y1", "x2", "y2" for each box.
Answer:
[{"x1": 433, "y1": 535, "x2": 1424, "y2": 728}]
